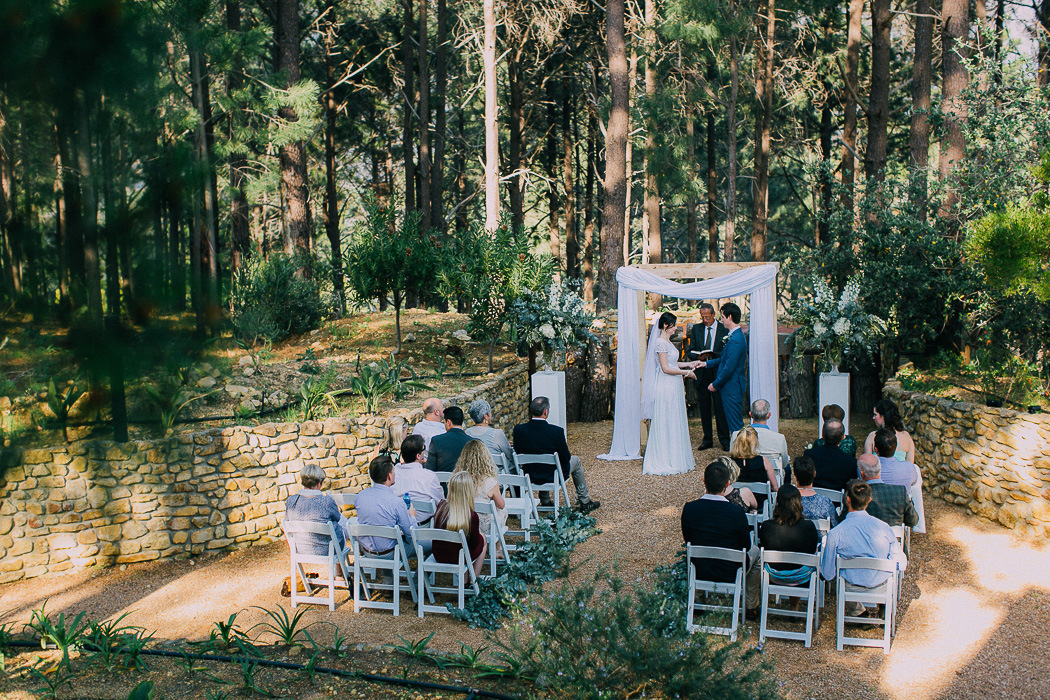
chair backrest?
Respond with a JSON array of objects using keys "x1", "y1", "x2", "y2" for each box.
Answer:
[
  {"x1": 836, "y1": 555, "x2": 899, "y2": 574},
  {"x1": 349, "y1": 523, "x2": 406, "y2": 556},
  {"x1": 685, "y1": 544, "x2": 748, "y2": 576},
  {"x1": 412, "y1": 526, "x2": 470, "y2": 551},
  {"x1": 809, "y1": 517, "x2": 831, "y2": 540},
  {"x1": 283, "y1": 519, "x2": 341, "y2": 561},
  {"x1": 514, "y1": 452, "x2": 561, "y2": 485},
  {"x1": 435, "y1": 471, "x2": 453, "y2": 485},
  {"x1": 761, "y1": 549, "x2": 819, "y2": 569},
  {"x1": 812, "y1": 487, "x2": 844, "y2": 506},
  {"x1": 736, "y1": 481, "x2": 770, "y2": 497},
  {"x1": 331, "y1": 493, "x2": 357, "y2": 508},
  {"x1": 412, "y1": 499, "x2": 437, "y2": 518},
  {"x1": 889, "y1": 524, "x2": 907, "y2": 548},
  {"x1": 515, "y1": 452, "x2": 560, "y2": 468},
  {"x1": 474, "y1": 498, "x2": 497, "y2": 517},
  {"x1": 490, "y1": 452, "x2": 508, "y2": 473},
  {"x1": 498, "y1": 472, "x2": 532, "y2": 495}
]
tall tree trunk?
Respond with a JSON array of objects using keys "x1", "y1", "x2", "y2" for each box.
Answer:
[
  {"x1": 563, "y1": 78, "x2": 578, "y2": 277},
  {"x1": 417, "y1": 0, "x2": 432, "y2": 232},
  {"x1": 546, "y1": 81, "x2": 561, "y2": 267},
  {"x1": 644, "y1": 0, "x2": 661, "y2": 289},
  {"x1": 724, "y1": 35, "x2": 740, "y2": 262},
  {"x1": 842, "y1": 0, "x2": 863, "y2": 206},
  {"x1": 431, "y1": 0, "x2": 447, "y2": 232},
  {"x1": 58, "y1": 119, "x2": 85, "y2": 308},
  {"x1": 323, "y1": 4, "x2": 346, "y2": 317},
  {"x1": 598, "y1": 0, "x2": 628, "y2": 311},
  {"x1": 456, "y1": 107, "x2": 470, "y2": 233},
  {"x1": 101, "y1": 105, "x2": 120, "y2": 314},
  {"x1": 190, "y1": 48, "x2": 220, "y2": 313},
  {"x1": 275, "y1": 0, "x2": 312, "y2": 261},
  {"x1": 866, "y1": 0, "x2": 891, "y2": 181},
  {"x1": 507, "y1": 52, "x2": 525, "y2": 233},
  {"x1": 227, "y1": 0, "x2": 251, "y2": 279},
  {"x1": 752, "y1": 0, "x2": 775, "y2": 261},
  {"x1": 583, "y1": 105, "x2": 597, "y2": 302},
  {"x1": 939, "y1": 0, "x2": 969, "y2": 236},
  {"x1": 0, "y1": 99, "x2": 17, "y2": 300},
  {"x1": 483, "y1": 0, "x2": 499, "y2": 231},
  {"x1": 624, "y1": 36, "x2": 638, "y2": 266},
  {"x1": 819, "y1": 91, "x2": 834, "y2": 240},
  {"x1": 53, "y1": 127, "x2": 71, "y2": 315},
  {"x1": 685, "y1": 114, "x2": 697, "y2": 263},
  {"x1": 75, "y1": 91, "x2": 103, "y2": 320},
  {"x1": 707, "y1": 54, "x2": 718, "y2": 262},
  {"x1": 402, "y1": 0, "x2": 417, "y2": 215},
  {"x1": 1038, "y1": 0, "x2": 1050, "y2": 87},
  {"x1": 994, "y1": 0, "x2": 1005, "y2": 84},
  {"x1": 169, "y1": 194, "x2": 184, "y2": 310},
  {"x1": 910, "y1": 0, "x2": 933, "y2": 218}
]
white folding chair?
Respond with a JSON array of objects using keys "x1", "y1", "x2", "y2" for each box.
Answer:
[
  {"x1": 746, "y1": 512, "x2": 765, "y2": 545},
  {"x1": 282, "y1": 520, "x2": 352, "y2": 611},
  {"x1": 759, "y1": 549, "x2": 821, "y2": 647},
  {"x1": 474, "y1": 498, "x2": 510, "y2": 577},
  {"x1": 411, "y1": 498, "x2": 436, "y2": 525},
  {"x1": 736, "y1": 481, "x2": 773, "y2": 518},
  {"x1": 330, "y1": 493, "x2": 358, "y2": 508},
  {"x1": 435, "y1": 471, "x2": 453, "y2": 487},
  {"x1": 812, "y1": 487, "x2": 845, "y2": 509},
  {"x1": 499, "y1": 472, "x2": 539, "y2": 545},
  {"x1": 411, "y1": 528, "x2": 480, "y2": 616},
  {"x1": 685, "y1": 545, "x2": 748, "y2": 642},
  {"x1": 890, "y1": 523, "x2": 911, "y2": 557},
  {"x1": 835, "y1": 556, "x2": 899, "y2": 654},
  {"x1": 490, "y1": 452, "x2": 512, "y2": 474},
  {"x1": 514, "y1": 453, "x2": 571, "y2": 518},
  {"x1": 348, "y1": 523, "x2": 417, "y2": 615}
]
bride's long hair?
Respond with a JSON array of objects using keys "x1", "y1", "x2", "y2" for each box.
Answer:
[{"x1": 658, "y1": 311, "x2": 677, "y2": 331}]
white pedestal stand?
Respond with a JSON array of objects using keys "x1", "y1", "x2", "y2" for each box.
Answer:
[
  {"x1": 531, "y1": 370, "x2": 566, "y2": 432},
  {"x1": 817, "y1": 369, "x2": 850, "y2": 436}
]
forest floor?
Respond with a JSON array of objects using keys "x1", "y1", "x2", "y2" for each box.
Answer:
[
  {"x1": 0, "y1": 308, "x2": 523, "y2": 448},
  {"x1": 1, "y1": 417, "x2": 1048, "y2": 699}
]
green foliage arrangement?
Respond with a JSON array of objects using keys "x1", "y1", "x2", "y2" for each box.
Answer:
[
  {"x1": 350, "y1": 354, "x2": 430, "y2": 414},
  {"x1": 343, "y1": 204, "x2": 440, "y2": 352},
  {"x1": 45, "y1": 376, "x2": 83, "y2": 440},
  {"x1": 449, "y1": 509, "x2": 599, "y2": 629},
  {"x1": 790, "y1": 276, "x2": 886, "y2": 371},
  {"x1": 439, "y1": 222, "x2": 555, "y2": 372},
  {"x1": 230, "y1": 254, "x2": 324, "y2": 344},
  {"x1": 510, "y1": 281, "x2": 596, "y2": 369},
  {"x1": 495, "y1": 558, "x2": 779, "y2": 700}
]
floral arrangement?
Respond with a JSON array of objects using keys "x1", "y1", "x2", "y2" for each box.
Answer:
[
  {"x1": 511, "y1": 281, "x2": 596, "y2": 369},
  {"x1": 791, "y1": 276, "x2": 886, "y2": 371}
]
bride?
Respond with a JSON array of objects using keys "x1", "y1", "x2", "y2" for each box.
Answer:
[{"x1": 642, "y1": 312, "x2": 698, "y2": 476}]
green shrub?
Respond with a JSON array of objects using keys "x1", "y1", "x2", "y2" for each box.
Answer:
[
  {"x1": 230, "y1": 254, "x2": 324, "y2": 344},
  {"x1": 495, "y1": 561, "x2": 779, "y2": 700}
]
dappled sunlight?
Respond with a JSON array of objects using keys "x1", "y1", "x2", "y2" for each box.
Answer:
[
  {"x1": 944, "y1": 522, "x2": 1050, "y2": 595},
  {"x1": 882, "y1": 587, "x2": 1003, "y2": 700}
]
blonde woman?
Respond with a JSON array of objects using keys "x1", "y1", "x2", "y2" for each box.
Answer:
[
  {"x1": 372, "y1": 416, "x2": 409, "y2": 462},
  {"x1": 729, "y1": 426, "x2": 779, "y2": 491},
  {"x1": 433, "y1": 472, "x2": 487, "y2": 576},
  {"x1": 455, "y1": 440, "x2": 507, "y2": 552},
  {"x1": 718, "y1": 456, "x2": 759, "y2": 513}
]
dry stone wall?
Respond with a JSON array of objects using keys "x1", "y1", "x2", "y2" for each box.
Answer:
[
  {"x1": 0, "y1": 365, "x2": 529, "y2": 584},
  {"x1": 884, "y1": 378, "x2": 1050, "y2": 540}
]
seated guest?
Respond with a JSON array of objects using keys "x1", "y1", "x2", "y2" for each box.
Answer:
[
  {"x1": 719, "y1": 456, "x2": 759, "y2": 513},
  {"x1": 863, "y1": 398, "x2": 916, "y2": 463},
  {"x1": 412, "y1": 397, "x2": 446, "y2": 451},
  {"x1": 391, "y1": 435, "x2": 444, "y2": 524},
  {"x1": 681, "y1": 460, "x2": 760, "y2": 618},
  {"x1": 802, "y1": 420, "x2": 858, "y2": 492},
  {"x1": 433, "y1": 472, "x2": 487, "y2": 577},
  {"x1": 464, "y1": 399, "x2": 515, "y2": 469},
  {"x1": 872, "y1": 429, "x2": 919, "y2": 488},
  {"x1": 425, "y1": 405, "x2": 474, "y2": 473},
  {"x1": 758, "y1": 485, "x2": 820, "y2": 572},
  {"x1": 811, "y1": 404, "x2": 858, "y2": 456},
  {"x1": 513, "y1": 397, "x2": 600, "y2": 513},
  {"x1": 858, "y1": 454, "x2": 918, "y2": 528},
  {"x1": 454, "y1": 439, "x2": 507, "y2": 556},
  {"x1": 819, "y1": 479, "x2": 907, "y2": 616},
  {"x1": 731, "y1": 399, "x2": 791, "y2": 484},
  {"x1": 284, "y1": 464, "x2": 347, "y2": 555},
  {"x1": 373, "y1": 416, "x2": 409, "y2": 462},
  {"x1": 793, "y1": 455, "x2": 840, "y2": 526},
  {"x1": 355, "y1": 455, "x2": 418, "y2": 557},
  {"x1": 729, "y1": 426, "x2": 779, "y2": 491}
]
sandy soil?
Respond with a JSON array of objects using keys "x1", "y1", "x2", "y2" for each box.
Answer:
[{"x1": 2, "y1": 417, "x2": 1048, "y2": 699}]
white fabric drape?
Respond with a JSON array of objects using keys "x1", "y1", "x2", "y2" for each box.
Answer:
[{"x1": 598, "y1": 265, "x2": 780, "y2": 461}]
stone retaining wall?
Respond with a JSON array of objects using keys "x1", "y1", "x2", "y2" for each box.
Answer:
[
  {"x1": 0, "y1": 365, "x2": 530, "y2": 584},
  {"x1": 884, "y1": 378, "x2": 1050, "y2": 539}
]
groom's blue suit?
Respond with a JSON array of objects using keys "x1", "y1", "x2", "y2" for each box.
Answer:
[{"x1": 704, "y1": 328, "x2": 747, "y2": 433}]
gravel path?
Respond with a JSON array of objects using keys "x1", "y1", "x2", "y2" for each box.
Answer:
[{"x1": 2, "y1": 418, "x2": 1048, "y2": 699}]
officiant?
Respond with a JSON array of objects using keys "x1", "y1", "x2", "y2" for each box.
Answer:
[{"x1": 687, "y1": 303, "x2": 729, "y2": 450}]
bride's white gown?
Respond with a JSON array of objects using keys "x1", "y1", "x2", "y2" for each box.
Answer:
[{"x1": 642, "y1": 338, "x2": 696, "y2": 475}]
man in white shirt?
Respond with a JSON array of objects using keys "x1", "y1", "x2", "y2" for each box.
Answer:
[
  {"x1": 411, "y1": 397, "x2": 446, "y2": 451},
  {"x1": 731, "y1": 399, "x2": 790, "y2": 484},
  {"x1": 390, "y1": 435, "x2": 443, "y2": 524}
]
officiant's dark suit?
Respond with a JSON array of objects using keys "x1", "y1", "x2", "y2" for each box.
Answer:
[{"x1": 688, "y1": 308, "x2": 729, "y2": 450}]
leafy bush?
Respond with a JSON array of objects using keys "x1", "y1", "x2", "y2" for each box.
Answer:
[
  {"x1": 450, "y1": 509, "x2": 599, "y2": 629},
  {"x1": 495, "y1": 559, "x2": 779, "y2": 700},
  {"x1": 230, "y1": 254, "x2": 324, "y2": 344},
  {"x1": 966, "y1": 206, "x2": 1050, "y2": 302}
]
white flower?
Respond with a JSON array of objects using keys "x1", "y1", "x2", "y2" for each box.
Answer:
[
  {"x1": 813, "y1": 321, "x2": 827, "y2": 336},
  {"x1": 539, "y1": 323, "x2": 556, "y2": 339},
  {"x1": 833, "y1": 318, "x2": 851, "y2": 336}
]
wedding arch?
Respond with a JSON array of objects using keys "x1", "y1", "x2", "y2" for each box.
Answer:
[{"x1": 598, "y1": 262, "x2": 781, "y2": 461}]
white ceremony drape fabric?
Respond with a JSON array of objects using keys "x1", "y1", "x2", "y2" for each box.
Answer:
[{"x1": 598, "y1": 265, "x2": 780, "y2": 461}]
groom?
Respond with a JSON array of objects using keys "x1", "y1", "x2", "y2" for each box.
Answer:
[{"x1": 698, "y1": 302, "x2": 748, "y2": 436}]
